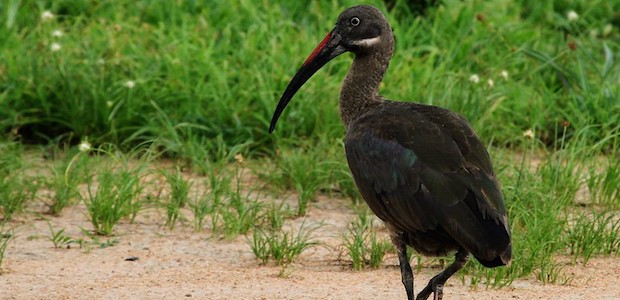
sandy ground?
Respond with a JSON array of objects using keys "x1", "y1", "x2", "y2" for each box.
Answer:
[{"x1": 2, "y1": 192, "x2": 620, "y2": 300}]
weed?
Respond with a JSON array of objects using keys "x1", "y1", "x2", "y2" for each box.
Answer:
[
  {"x1": 537, "y1": 125, "x2": 585, "y2": 206},
  {"x1": 249, "y1": 221, "x2": 321, "y2": 266},
  {"x1": 342, "y1": 210, "x2": 393, "y2": 270},
  {"x1": 277, "y1": 147, "x2": 325, "y2": 216},
  {"x1": 0, "y1": 225, "x2": 14, "y2": 272},
  {"x1": 216, "y1": 168, "x2": 262, "y2": 238},
  {"x1": 47, "y1": 223, "x2": 74, "y2": 249},
  {"x1": 0, "y1": 140, "x2": 37, "y2": 221},
  {"x1": 262, "y1": 201, "x2": 292, "y2": 231},
  {"x1": 197, "y1": 167, "x2": 232, "y2": 233},
  {"x1": 536, "y1": 259, "x2": 567, "y2": 285},
  {"x1": 565, "y1": 211, "x2": 620, "y2": 264},
  {"x1": 190, "y1": 191, "x2": 211, "y2": 232},
  {"x1": 260, "y1": 138, "x2": 361, "y2": 217},
  {"x1": 162, "y1": 168, "x2": 191, "y2": 229},
  {"x1": 81, "y1": 150, "x2": 146, "y2": 235},
  {"x1": 0, "y1": 174, "x2": 34, "y2": 221},
  {"x1": 587, "y1": 158, "x2": 620, "y2": 208},
  {"x1": 46, "y1": 149, "x2": 88, "y2": 215},
  {"x1": 78, "y1": 227, "x2": 120, "y2": 252}
]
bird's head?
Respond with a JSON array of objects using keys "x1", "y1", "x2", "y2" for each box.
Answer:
[{"x1": 269, "y1": 5, "x2": 391, "y2": 133}]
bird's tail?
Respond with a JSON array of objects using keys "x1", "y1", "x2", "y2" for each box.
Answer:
[{"x1": 476, "y1": 242, "x2": 512, "y2": 268}]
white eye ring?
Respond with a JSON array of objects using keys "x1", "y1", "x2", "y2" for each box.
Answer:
[{"x1": 350, "y1": 17, "x2": 360, "y2": 26}]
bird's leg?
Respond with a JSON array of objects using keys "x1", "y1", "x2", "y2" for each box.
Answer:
[
  {"x1": 392, "y1": 234, "x2": 414, "y2": 300},
  {"x1": 416, "y1": 248, "x2": 469, "y2": 300}
]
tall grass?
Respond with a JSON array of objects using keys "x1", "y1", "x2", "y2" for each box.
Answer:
[{"x1": 2, "y1": 0, "x2": 615, "y2": 156}]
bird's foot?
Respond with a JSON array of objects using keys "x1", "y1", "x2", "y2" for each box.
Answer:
[
  {"x1": 415, "y1": 280, "x2": 442, "y2": 300},
  {"x1": 415, "y1": 249, "x2": 468, "y2": 300},
  {"x1": 432, "y1": 284, "x2": 443, "y2": 300}
]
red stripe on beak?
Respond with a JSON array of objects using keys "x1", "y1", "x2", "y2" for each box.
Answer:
[{"x1": 303, "y1": 32, "x2": 332, "y2": 66}]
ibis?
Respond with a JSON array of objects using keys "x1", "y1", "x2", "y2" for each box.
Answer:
[{"x1": 269, "y1": 5, "x2": 511, "y2": 300}]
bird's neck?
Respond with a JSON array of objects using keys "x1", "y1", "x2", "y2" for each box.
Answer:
[{"x1": 339, "y1": 41, "x2": 393, "y2": 129}]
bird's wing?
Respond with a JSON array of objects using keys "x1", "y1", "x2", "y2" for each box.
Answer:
[{"x1": 344, "y1": 103, "x2": 510, "y2": 261}]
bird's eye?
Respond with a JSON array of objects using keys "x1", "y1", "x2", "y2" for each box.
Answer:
[{"x1": 350, "y1": 17, "x2": 360, "y2": 27}]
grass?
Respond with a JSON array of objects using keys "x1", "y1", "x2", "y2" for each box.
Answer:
[
  {"x1": 0, "y1": 224, "x2": 14, "y2": 272},
  {"x1": 587, "y1": 157, "x2": 620, "y2": 208},
  {"x1": 0, "y1": 140, "x2": 39, "y2": 221},
  {"x1": 47, "y1": 223, "x2": 74, "y2": 249},
  {"x1": 0, "y1": 0, "x2": 618, "y2": 289},
  {"x1": 248, "y1": 220, "x2": 321, "y2": 266},
  {"x1": 342, "y1": 208, "x2": 393, "y2": 270},
  {"x1": 212, "y1": 165, "x2": 263, "y2": 239},
  {"x1": 81, "y1": 146, "x2": 147, "y2": 235},
  {"x1": 161, "y1": 168, "x2": 191, "y2": 229},
  {"x1": 45, "y1": 145, "x2": 89, "y2": 215},
  {"x1": 189, "y1": 167, "x2": 230, "y2": 232},
  {"x1": 565, "y1": 211, "x2": 620, "y2": 264}
]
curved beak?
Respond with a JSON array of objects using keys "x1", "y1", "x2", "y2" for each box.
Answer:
[{"x1": 269, "y1": 30, "x2": 347, "y2": 133}]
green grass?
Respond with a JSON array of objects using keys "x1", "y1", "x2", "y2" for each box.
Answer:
[
  {"x1": 0, "y1": 0, "x2": 619, "y2": 289},
  {"x1": 81, "y1": 147, "x2": 147, "y2": 235},
  {"x1": 0, "y1": 224, "x2": 14, "y2": 273},
  {"x1": 565, "y1": 211, "x2": 620, "y2": 264},
  {"x1": 0, "y1": 140, "x2": 41, "y2": 221},
  {"x1": 248, "y1": 220, "x2": 321, "y2": 266},
  {"x1": 189, "y1": 167, "x2": 230, "y2": 232},
  {"x1": 45, "y1": 145, "x2": 90, "y2": 215},
  {"x1": 342, "y1": 208, "x2": 393, "y2": 270},
  {"x1": 212, "y1": 165, "x2": 263, "y2": 239},
  {"x1": 161, "y1": 168, "x2": 191, "y2": 229},
  {"x1": 47, "y1": 223, "x2": 75, "y2": 249}
]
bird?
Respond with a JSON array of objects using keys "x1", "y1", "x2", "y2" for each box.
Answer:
[{"x1": 269, "y1": 5, "x2": 511, "y2": 300}]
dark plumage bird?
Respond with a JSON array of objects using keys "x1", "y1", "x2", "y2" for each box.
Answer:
[{"x1": 269, "y1": 5, "x2": 511, "y2": 300}]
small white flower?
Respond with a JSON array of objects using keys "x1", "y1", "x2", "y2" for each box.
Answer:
[
  {"x1": 78, "y1": 141, "x2": 92, "y2": 152},
  {"x1": 52, "y1": 29, "x2": 64, "y2": 37},
  {"x1": 500, "y1": 70, "x2": 509, "y2": 80},
  {"x1": 567, "y1": 10, "x2": 579, "y2": 22},
  {"x1": 41, "y1": 10, "x2": 54, "y2": 21},
  {"x1": 522, "y1": 129, "x2": 535, "y2": 139},
  {"x1": 589, "y1": 29, "x2": 599, "y2": 38},
  {"x1": 106, "y1": 101, "x2": 114, "y2": 108},
  {"x1": 97, "y1": 58, "x2": 105, "y2": 65},
  {"x1": 469, "y1": 74, "x2": 480, "y2": 84},
  {"x1": 50, "y1": 42, "x2": 61, "y2": 52},
  {"x1": 234, "y1": 153, "x2": 245, "y2": 164},
  {"x1": 125, "y1": 80, "x2": 136, "y2": 89},
  {"x1": 603, "y1": 24, "x2": 613, "y2": 36},
  {"x1": 487, "y1": 79, "x2": 494, "y2": 88}
]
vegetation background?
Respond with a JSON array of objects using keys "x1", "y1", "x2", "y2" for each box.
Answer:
[{"x1": 0, "y1": 0, "x2": 619, "y2": 291}]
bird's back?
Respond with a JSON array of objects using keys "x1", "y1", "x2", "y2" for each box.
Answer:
[{"x1": 344, "y1": 101, "x2": 511, "y2": 267}]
